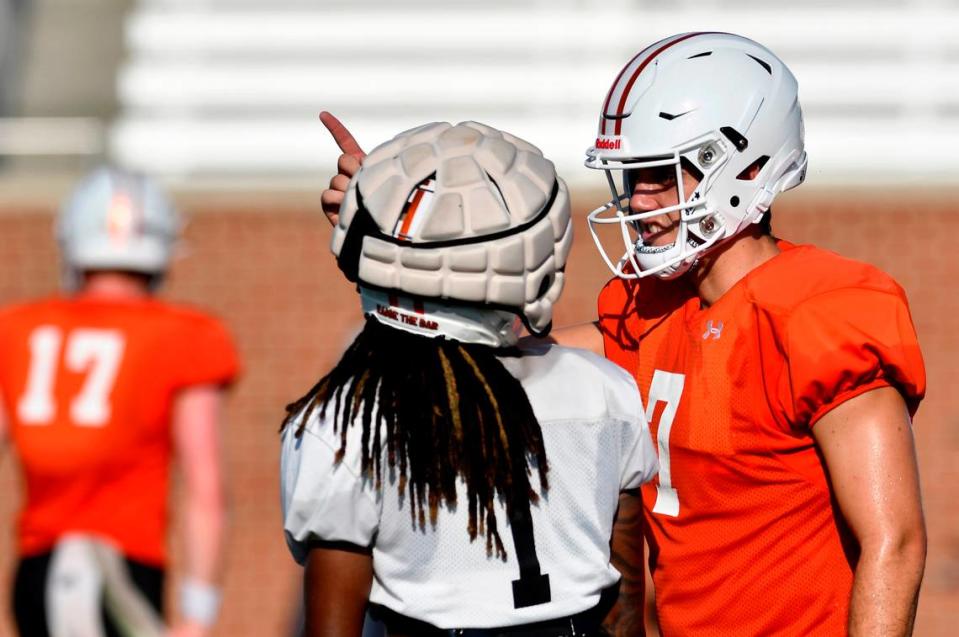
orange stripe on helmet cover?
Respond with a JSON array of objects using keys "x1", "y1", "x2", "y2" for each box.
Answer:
[{"x1": 397, "y1": 186, "x2": 427, "y2": 240}]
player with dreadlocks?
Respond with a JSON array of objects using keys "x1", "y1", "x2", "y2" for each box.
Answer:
[
  {"x1": 280, "y1": 121, "x2": 658, "y2": 637},
  {"x1": 284, "y1": 316, "x2": 551, "y2": 559}
]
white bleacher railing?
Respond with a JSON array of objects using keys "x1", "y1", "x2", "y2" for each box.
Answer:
[{"x1": 111, "y1": 1, "x2": 959, "y2": 186}]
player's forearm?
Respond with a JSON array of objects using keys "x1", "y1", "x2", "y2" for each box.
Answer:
[
  {"x1": 183, "y1": 489, "x2": 227, "y2": 584},
  {"x1": 169, "y1": 490, "x2": 227, "y2": 634},
  {"x1": 604, "y1": 491, "x2": 646, "y2": 636},
  {"x1": 173, "y1": 386, "x2": 229, "y2": 585},
  {"x1": 848, "y1": 531, "x2": 926, "y2": 637}
]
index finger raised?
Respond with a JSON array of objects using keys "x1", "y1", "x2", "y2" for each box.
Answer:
[{"x1": 319, "y1": 111, "x2": 366, "y2": 159}]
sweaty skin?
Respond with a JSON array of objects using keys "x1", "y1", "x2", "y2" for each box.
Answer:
[
  {"x1": 813, "y1": 387, "x2": 926, "y2": 637},
  {"x1": 317, "y1": 112, "x2": 926, "y2": 637}
]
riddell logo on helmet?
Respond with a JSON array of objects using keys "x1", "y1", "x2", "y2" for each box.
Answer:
[{"x1": 595, "y1": 137, "x2": 622, "y2": 150}]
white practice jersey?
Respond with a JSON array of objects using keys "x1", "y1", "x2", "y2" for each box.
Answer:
[{"x1": 280, "y1": 343, "x2": 657, "y2": 629}]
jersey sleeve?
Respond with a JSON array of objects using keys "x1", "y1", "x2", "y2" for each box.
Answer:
[
  {"x1": 280, "y1": 413, "x2": 380, "y2": 565},
  {"x1": 620, "y1": 418, "x2": 658, "y2": 490},
  {"x1": 778, "y1": 286, "x2": 926, "y2": 428},
  {"x1": 600, "y1": 364, "x2": 658, "y2": 491},
  {"x1": 170, "y1": 314, "x2": 241, "y2": 389}
]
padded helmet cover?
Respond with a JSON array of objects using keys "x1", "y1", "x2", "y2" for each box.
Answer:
[{"x1": 332, "y1": 122, "x2": 572, "y2": 336}]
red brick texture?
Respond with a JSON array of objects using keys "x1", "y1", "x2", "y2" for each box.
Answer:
[{"x1": 0, "y1": 188, "x2": 955, "y2": 636}]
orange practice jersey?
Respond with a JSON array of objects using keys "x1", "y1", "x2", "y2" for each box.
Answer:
[
  {"x1": 597, "y1": 242, "x2": 925, "y2": 635},
  {"x1": 0, "y1": 296, "x2": 239, "y2": 566}
]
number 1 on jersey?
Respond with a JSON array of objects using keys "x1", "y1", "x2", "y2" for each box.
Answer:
[
  {"x1": 645, "y1": 370, "x2": 685, "y2": 517},
  {"x1": 17, "y1": 326, "x2": 125, "y2": 427},
  {"x1": 17, "y1": 326, "x2": 62, "y2": 423}
]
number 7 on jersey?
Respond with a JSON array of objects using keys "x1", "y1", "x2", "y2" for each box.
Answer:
[{"x1": 644, "y1": 370, "x2": 686, "y2": 517}]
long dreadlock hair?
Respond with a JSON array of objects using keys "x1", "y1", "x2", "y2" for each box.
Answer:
[{"x1": 281, "y1": 316, "x2": 549, "y2": 559}]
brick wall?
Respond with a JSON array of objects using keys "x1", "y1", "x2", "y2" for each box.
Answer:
[{"x1": 0, "y1": 187, "x2": 955, "y2": 636}]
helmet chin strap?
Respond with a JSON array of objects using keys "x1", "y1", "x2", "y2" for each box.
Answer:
[
  {"x1": 645, "y1": 233, "x2": 712, "y2": 280},
  {"x1": 647, "y1": 252, "x2": 697, "y2": 280},
  {"x1": 360, "y1": 288, "x2": 520, "y2": 348},
  {"x1": 632, "y1": 215, "x2": 707, "y2": 280}
]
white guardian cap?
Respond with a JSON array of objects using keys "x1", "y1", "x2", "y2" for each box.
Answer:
[
  {"x1": 585, "y1": 32, "x2": 807, "y2": 279},
  {"x1": 332, "y1": 122, "x2": 572, "y2": 337},
  {"x1": 57, "y1": 167, "x2": 180, "y2": 289}
]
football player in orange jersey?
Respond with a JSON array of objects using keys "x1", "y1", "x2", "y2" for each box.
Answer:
[
  {"x1": 0, "y1": 167, "x2": 240, "y2": 637},
  {"x1": 574, "y1": 32, "x2": 926, "y2": 637},
  {"x1": 317, "y1": 32, "x2": 927, "y2": 637}
]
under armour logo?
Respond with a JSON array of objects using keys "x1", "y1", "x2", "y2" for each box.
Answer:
[{"x1": 702, "y1": 320, "x2": 724, "y2": 341}]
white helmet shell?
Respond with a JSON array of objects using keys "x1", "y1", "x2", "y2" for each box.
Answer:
[
  {"x1": 585, "y1": 32, "x2": 807, "y2": 279},
  {"x1": 57, "y1": 167, "x2": 180, "y2": 288},
  {"x1": 332, "y1": 122, "x2": 572, "y2": 336}
]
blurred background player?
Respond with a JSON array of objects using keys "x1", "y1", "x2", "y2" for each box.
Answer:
[
  {"x1": 318, "y1": 33, "x2": 928, "y2": 636},
  {"x1": 0, "y1": 167, "x2": 240, "y2": 637},
  {"x1": 281, "y1": 121, "x2": 658, "y2": 636}
]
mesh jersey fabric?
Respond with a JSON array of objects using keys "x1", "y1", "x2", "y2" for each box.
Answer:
[
  {"x1": 597, "y1": 240, "x2": 926, "y2": 636},
  {"x1": 0, "y1": 296, "x2": 240, "y2": 565},
  {"x1": 281, "y1": 342, "x2": 658, "y2": 629}
]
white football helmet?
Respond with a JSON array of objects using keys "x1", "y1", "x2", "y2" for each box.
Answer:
[
  {"x1": 585, "y1": 32, "x2": 807, "y2": 279},
  {"x1": 57, "y1": 167, "x2": 180, "y2": 289},
  {"x1": 332, "y1": 121, "x2": 572, "y2": 336}
]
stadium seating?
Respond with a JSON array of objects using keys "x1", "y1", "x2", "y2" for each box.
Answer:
[{"x1": 100, "y1": 0, "x2": 959, "y2": 184}]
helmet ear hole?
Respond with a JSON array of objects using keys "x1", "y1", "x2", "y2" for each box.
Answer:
[{"x1": 736, "y1": 155, "x2": 770, "y2": 181}]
